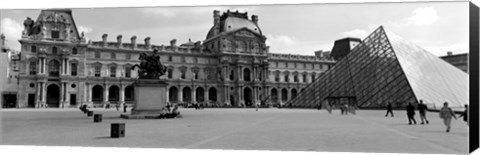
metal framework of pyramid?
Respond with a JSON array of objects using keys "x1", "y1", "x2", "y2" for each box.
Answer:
[{"x1": 289, "y1": 26, "x2": 469, "y2": 109}]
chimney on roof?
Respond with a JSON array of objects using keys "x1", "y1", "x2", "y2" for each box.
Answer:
[
  {"x1": 144, "y1": 37, "x2": 151, "y2": 49},
  {"x1": 131, "y1": 36, "x2": 137, "y2": 49},
  {"x1": 251, "y1": 15, "x2": 258, "y2": 24},
  {"x1": 116, "y1": 35, "x2": 122, "y2": 47},
  {"x1": 447, "y1": 51, "x2": 453, "y2": 56},
  {"x1": 213, "y1": 10, "x2": 220, "y2": 25},
  {"x1": 1, "y1": 33, "x2": 5, "y2": 47},
  {"x1": 102, "y1": 34, "x2": 108, "y2": 46},
  {"x1": 170, "y1": 39, "x2": 177, "y2": 47}
]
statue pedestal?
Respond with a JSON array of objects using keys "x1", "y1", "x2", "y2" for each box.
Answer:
[{"x1": 121, "y1": 79, "x2": 168, "y2": 119}]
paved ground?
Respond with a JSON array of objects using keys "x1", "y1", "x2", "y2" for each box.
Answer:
[{"x1": 0, "y1": 108, "x2": 469, "y2": 154}]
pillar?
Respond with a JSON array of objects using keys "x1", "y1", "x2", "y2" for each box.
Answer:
[
  {"x1": 60, "y1": 82, "x2": 65, "y2": 108},
  {"x1": 192, "y1": 87, "x2": 196, "y2": 104},
  {"x1": 166, "y1": 88, "x2": 170, "y2": 103},
  {"x1": 87, "y1": 83, "x2": 92, "y2": 103},
  {"x1": 103, "y1": 84, "x2": 109, "y2": 106},
  {"x1": 119, "y1": 85, "x2": 125, "y2": 105},
  {"x1": 41, "y1": 82, "x2": 47, "y2": 108},
  {"x1": 205, "y1": 87, "x2": 209, "y2": 105},
  {"x1": 178, "y1": 86, "x2": 183, "y2": 103},
  {"x1": 36, "y1": 82, "x2": 42, "y2": 108},
  {"x1": 65, "y1": 83, "x2": 70, "y2": 107},
  {"x1": 42, "y1": 58, "x2": 47, "y2": 74}
]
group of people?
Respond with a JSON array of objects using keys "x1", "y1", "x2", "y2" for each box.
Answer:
[
  {"x1": 159, "y1": 104, "x2": 180, "y2": 119},
  {"x1": 386, "y1": 100, "x2": 468, "y2": 132},
  {"x1": 320, "y1": 102, "x2": 356, "y2": 115},
  {"x1": 193, "y1": 103, "x2": 205, "y2": 110}
]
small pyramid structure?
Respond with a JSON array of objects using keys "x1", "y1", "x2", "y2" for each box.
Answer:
[{"x1": 289, "y1": 26, "x2": 468, "y2": 108}]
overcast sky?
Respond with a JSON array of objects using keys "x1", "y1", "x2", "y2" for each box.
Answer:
[{"x1": 0, "y1": 1, "x2": 469, "y2": 56}]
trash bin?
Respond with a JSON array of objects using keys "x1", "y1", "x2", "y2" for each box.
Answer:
[
  {"x1": 94, "y1": 114, "x2": 102, "y2": 123},
  {"x1": 111, "y1": 123, "x2": 125, "y2": 138},
  {"x1": 87, "y1": 110, "x2": 93, "y2": 117}
]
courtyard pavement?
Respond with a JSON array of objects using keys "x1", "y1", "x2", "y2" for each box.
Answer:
[{"x1": 0, "y1": 108, "x2": 469, "y2": 154}]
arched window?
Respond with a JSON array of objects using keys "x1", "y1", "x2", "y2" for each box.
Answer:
[
  {"x1": 48, "y1": 60, "x2": 60, "y2": 77},
  {"x1": 311, "y1": 74, "x2": 315, "y2": 82},
  {"x1": 29, "y1": 60, "x2": 37, "y2": 75},
  {"x1": 294, "y1": 75, "x2": 298, "y2": 82},
  {"x1": 284, "y1": 74, "x2": 289, "y2": 82},
  {"x1": 243, "y1": 68, "x2": 251, "y2": 82},
  {"x1": 303, "y1": 74, "x2": 307, "y2": 83}
]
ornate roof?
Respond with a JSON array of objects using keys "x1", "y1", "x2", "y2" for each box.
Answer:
[{"x1": 206, "y1": 10, "x2": 261, "y2": 40}]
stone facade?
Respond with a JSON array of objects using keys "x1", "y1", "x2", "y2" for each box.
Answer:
[
  {"x1": 16, "y1": 9, "x2": 335, "y2": 108},
  {"x1": 440, "y1": 52, "x2": 468, "y2": 73}
]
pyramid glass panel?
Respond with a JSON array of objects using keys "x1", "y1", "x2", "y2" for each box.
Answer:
[{"x1": 289, "y1": 26, "x2": 468, "y2": 109}]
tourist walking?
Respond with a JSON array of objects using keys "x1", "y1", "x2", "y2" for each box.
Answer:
[
  {"x1": 123, "y1": 104, "x2": 127, "y2": 113},
  {"x1": 255, "y1": 100, "x2": 260, "y2": 111},
  {"x1": 385, "y1": 102, "x2": 394, "y2": 117},
  {"x1": 406, "y1": 102, "x2": 416, "y2": 125},
  {"x1": 439, "y1": 102, "x2": 457, "y2": 132},
  {"x1": 324, "y1": 101, "x2": 332, "y2": 114},
  {"x1": 459, "y1": 104, "x2": 468, "y2": 125},
  {"x1": 417, "y1": 100, "x2": 429, "y2": 124}
]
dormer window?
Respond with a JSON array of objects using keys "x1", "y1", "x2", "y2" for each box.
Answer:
[{"x1": 51, "y1": 30, "x2": 60, "y2": 39}]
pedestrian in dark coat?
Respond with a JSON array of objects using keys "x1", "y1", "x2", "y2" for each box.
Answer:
[
  {"x1": 406, "y1": 102, "x2": 417, "y2": 125},
  {"x1": 417, "y1": 100, "x2": 429, "y2": 124},
  {"x1": 385, "y1": 102, "x2": 394, "y2": 117},
  {"x1": 459, "y1": 104, "x2": 468, "y2": 125}
]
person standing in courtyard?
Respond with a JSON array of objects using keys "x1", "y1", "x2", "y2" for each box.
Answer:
[
  {"x1": 406, "y1": 102, "x2": 416, "y2": 125},
  {"x1": 439, "y1": 102, "x2": 457, "y2": 132},
  {"x1": 255, "y1": 100, "x2": 260, "y2": 111},
  {"x1": 459, "y1": 104, "x2": 468, "y2": 125},
  {"x1": 417, "y1": 100, "x2": 429, "y2": 124},
  {"x1": 385, "y1": 102, "x2": 394, "y2": 117}
]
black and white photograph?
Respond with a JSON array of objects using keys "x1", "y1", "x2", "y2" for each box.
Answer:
[{"x1": 0, "y1": 0, "x2": 477, "y2": 155}]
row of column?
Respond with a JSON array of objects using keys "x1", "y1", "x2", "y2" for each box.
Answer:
[
  {"x1": 37, "y1": 57, "x2": 47, "y2": 74},
  {"x1": 167, "y1": 87, "x2": 211, "y2": 104}
]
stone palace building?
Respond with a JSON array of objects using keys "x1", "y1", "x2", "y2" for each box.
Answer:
[{"x1": 15, "y1": 9, "x2": 336, "y2": 108}]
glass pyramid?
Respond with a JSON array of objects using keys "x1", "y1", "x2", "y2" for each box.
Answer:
[{"x1": 289, "y1": 26, "x2": 469, "y2": 109}]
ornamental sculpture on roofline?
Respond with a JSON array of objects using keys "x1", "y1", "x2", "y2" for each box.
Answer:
[{"x1": 132, "y1": 48, "x2": 168, "y2": 79}]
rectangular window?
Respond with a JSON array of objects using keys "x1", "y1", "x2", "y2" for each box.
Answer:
[
  {"x1": 125, "y1": 53, "x2": 131, "y2": 60},
  {"x1": 111, "y1": 52, "x2": 116, "y2": 59},
  {"x1": 51, "y1": 31, "x2": 60, "y2": 39},
  {"x1": 95, "y1": 51, "x2": 101, "y2": 58},
  {"x1": 31, "y1": 46, "x2": 37, "y2": 53},
  {"x1": 193, "y1": 72, "x2": 199, "y2": 79},
  {"x1": 168, "y1": 56, "x2": 172, "y2": 62},
  {"x1": 168, "y1": 69, "x2": 173, "y2": 79},
  {"x1": 29, "y1": 61, "x2": 37, "y2": 75},
  {"x1": 181, "y1": 70, "x2": 186, "y2": 79},
  {"x1": 94, "y1": 66, "x2": 101, "y2": 77},
  {"x1": 125, "y1": 67, "x2": 131, "y2": 78},
  {"x1": 110, "y1": 66, "x2": 116, "y2": 77},
  {"x1": 71, "y1": 63, "x2": 77, "y2": 76}
]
